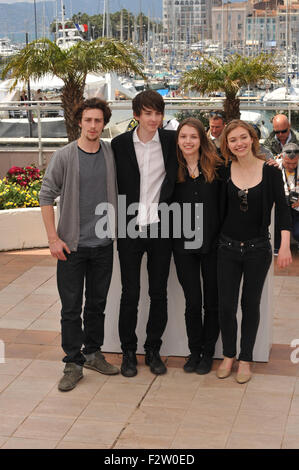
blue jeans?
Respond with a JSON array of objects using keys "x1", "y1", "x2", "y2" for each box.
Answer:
[
  {"x1": 217, "y1": 234, "x2": 272, "y2": 362},
  {"x1": 57, "y1": 244, "x2": 113, "y2": 365}
]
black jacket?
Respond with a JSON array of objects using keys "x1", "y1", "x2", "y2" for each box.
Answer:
[{"x1": 172, "y1": 166, "x2": 224, "y2": 254}]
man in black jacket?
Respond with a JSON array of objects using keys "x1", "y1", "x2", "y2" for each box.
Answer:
[{"x1": 112, "y1": 90, "x2": 178, "y2": 377}]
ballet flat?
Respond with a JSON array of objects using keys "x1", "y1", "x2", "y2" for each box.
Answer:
[
  {"x1": 216, "y1": 368, "x2": 232, "y2": 379},
  {"x1": 236, "y1": 373, "x2": 252, "y2": 384}
]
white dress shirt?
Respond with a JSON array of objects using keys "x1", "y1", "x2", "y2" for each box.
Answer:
[{"x1": 133, "y1": 128, "x2": 166, "y2": 227}]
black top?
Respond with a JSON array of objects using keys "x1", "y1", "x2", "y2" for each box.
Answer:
[
  {"x1": 221, "y1": 180, "x2": 265, "y2": 241},
  {"x1": 219, "y1": 162, "x2": 292, "y2": 237},
  {"x1": 172, "y1": 165, "x2": 223, "y2": 254}
]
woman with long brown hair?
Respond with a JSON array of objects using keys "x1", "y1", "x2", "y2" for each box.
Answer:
[
  {"x1": 217, "y1": 120, "x2": 292, "y2": 383},
  {"x1": 172, "y1": 117, "x2": 223, "y2": 375}
]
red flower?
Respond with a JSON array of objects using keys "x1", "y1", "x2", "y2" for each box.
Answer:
[{"x1": 8, "y1": 166, "x2": 23, "y2": 175}]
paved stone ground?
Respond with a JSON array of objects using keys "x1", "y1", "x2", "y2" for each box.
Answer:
[{"x1": 0, "y1": 247, "x2": 298, "y2": 449}]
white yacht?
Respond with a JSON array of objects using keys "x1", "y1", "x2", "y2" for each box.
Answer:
[
  {"x1": 56, "y1": 28, "x2": 84, "y2": 50},
  {"x1": 0, "y1": 38, "x2": 18, "y2": 57}
]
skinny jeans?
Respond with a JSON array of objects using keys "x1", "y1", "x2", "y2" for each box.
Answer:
[
  {"x1": 173, "y1": 249, "x2": 219, "y2": 357},
  {"x1": 217, "y1": 234, "x2": 272, "y2": 362}
]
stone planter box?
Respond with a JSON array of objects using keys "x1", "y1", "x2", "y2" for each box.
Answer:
[{"x1": 0, "y1": 207, "x2": 57, "y2": 251}]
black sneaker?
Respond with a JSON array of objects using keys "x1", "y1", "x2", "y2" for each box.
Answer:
[
  {"x1": 145, "y1": 350, "x2": 167, "y2": 375},
  {"x1": 183, "y1": 353, "x2": 201, "y2": 373},
  {"x1": 195, "y1": 355, "x2": 213, "y2": 375},
  {"x1": 121, "y1": 351, "x2": 138, "y2": 377}
]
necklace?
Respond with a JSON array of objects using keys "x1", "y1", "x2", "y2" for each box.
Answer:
[{"x1": 187, "y1": 163, "x2": 199, "y2": 179}]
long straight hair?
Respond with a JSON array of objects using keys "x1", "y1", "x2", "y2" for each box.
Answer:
[
  {"x1": 176, "y1": 118, "x2": 222, "y2": 183},
  {"x1": 220, "y1": 119, "x2": 265, "y2": 164}
]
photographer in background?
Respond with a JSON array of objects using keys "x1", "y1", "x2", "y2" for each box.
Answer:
[
  {"x1": 264, "y1": 114, "x2": 299, "y2": 156},
  {"x1": 251, "y1": 124, "x2": 273, "y2": 161},
  {"x1": 207, "y1": 110, "x2": 226, "y2": 157},
  {"x1": 274, "y1": 143, "x2": 299, "y2": 254}
]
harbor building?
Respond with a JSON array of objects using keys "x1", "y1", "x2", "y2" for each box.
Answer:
[
  {"x1": 162, "y1": 0, "x2": 214, "y2": 43},
  {"x1": 211, "y1": 1, "x2": 252, "y2": 49},
  {"x1": 210, "y1": 0, "x2": 299, "y2": 54}
]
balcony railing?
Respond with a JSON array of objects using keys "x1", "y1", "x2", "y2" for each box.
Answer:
[{"x1": 0, "y1": 98, "x2": 298, "y2": 166}]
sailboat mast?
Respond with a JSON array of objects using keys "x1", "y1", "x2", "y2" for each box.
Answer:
[
  {"x1": 106, "y1": 0, "x2": 110, "y2": 37},
  {"x1": 120, "y1": 8, "x2": 124, "y2": 42},
  {"x1": 61, "y1": 0, "x2": 65, "y2": 45},
  {"x1": 285, "y1": 0, "x2": 289, "y2": 94}
]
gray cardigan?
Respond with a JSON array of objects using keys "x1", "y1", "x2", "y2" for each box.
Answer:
[{"x1": 39, "y1": 140, "x2": 118, "y2": 251}]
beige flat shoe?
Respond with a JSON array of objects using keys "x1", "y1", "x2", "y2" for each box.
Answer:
[
  {"x1": 236, "y1": 361, "x2": 252, "y2": 384},
  {"x1": 216, "y1": 357, "x2": 235, "y2": 379},
  {"x1": 216, "y1": 368, "x2": 232, "y2": 379},
  {"x1": 236, "y1": 372, "x2": 252, "y2": 384}
]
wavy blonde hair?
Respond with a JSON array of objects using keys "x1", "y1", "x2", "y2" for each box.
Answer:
[{"x1": 220, "y1": 119, "x2": 265, "y2": 164}]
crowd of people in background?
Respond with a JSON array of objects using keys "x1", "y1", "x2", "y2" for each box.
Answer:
[{"x1": 39, "y1": 90, "x2": 296, "y2": 392}]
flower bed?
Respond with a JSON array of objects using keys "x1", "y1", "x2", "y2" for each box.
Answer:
[
  {"x1": 0, "y1": 165, "x2": 44, "y2": 210},
  {"x1": 0, "y1": 164, "x2": 57, "y2": 251}
]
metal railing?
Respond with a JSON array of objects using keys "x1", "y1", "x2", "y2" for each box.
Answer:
[{"x1": 0, "y1": 98, "x2": 299, "y2": 165}]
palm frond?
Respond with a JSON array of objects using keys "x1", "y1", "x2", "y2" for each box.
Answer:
[{"x1": 180, "y1": 53, "x2": 281, "y2": 99}]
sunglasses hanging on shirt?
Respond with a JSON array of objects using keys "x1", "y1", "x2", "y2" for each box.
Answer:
[{"x1": 238, "y1": 189, "x2": 248, "y2": 212}]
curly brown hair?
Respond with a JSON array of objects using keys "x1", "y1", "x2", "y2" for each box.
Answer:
[
  {"x1": 74, "y1": 98, "x2": 112, "y2": 126},
  {"x1": 176, "y1": 118, "x2": 222, "y2": 183}
]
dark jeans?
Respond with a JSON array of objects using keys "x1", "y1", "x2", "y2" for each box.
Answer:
[
  {"x1": 173, "y1": 249, "x2": 219, "y2": 357},
  {"x1": 275, "y1": 206, "x2": 299, "y2": 250},
  {"x1": 57, "y1": 244, "x2": 113, "y2": 365},
  {"x1": 217, "y1": 234, "x2": 272, "y2": 362},
  {"x1": 117, "y1": 234, "x2": 172, "y2": 352}
]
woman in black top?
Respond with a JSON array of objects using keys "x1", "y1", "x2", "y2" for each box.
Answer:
[
  {"x1": 172, "y1": 118, "x2": 223, "y2": 375},
  {"x1": 217, "y1": 120, "x2": 292, "y2": 384}
]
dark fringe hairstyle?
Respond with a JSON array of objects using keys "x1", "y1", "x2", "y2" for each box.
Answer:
[{"x1": 132, "y1": 89, "x2": 165, "y2": 116}]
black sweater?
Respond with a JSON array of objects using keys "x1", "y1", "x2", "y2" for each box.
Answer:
[{"x1": 220, "y1": 162, "x2": 292, "y2": 237}]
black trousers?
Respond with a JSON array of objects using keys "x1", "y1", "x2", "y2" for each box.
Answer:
[
  {"x1": 57, "y1": 244, "x2": 113, "y2": 365},
  {"x1": 217, "y1": 235, "x2": 272, "y2": 362},
  {"x1": 173, "y1": 249, "x2": 219, "y2": 357},
  {"x1": 117, "y1": 235, "x2": 172, "y2": 352}
]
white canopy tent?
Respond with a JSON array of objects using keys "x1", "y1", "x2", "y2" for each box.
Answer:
[{"x1": 0, "y1": 72, "x2": 137, "y2": 103}]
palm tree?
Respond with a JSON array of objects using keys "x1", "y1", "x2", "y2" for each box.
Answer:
[
  {"x1": 180, "y1": 53, "x2": 281, "y2": 122},
  {"x1": 2, "y1": 38, "x2": 144, "y2": 141}
]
